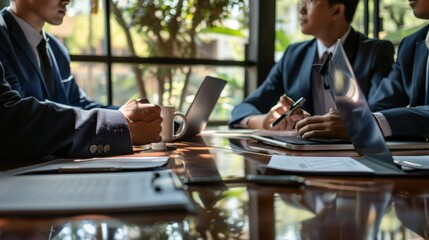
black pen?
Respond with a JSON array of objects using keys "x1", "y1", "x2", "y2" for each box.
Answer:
[
  {"x1": 246, "y1": 174, "x2": 306, "y2": 187},
  {"x1": 270, "y1": 97, "x2": 306, "y2": 128},
  {"x1": 181, "y1": 176, "x2": 246, "y2": 185},
  {"x1": 182, "y1": 175, "x2": 306, "y2": 187}
]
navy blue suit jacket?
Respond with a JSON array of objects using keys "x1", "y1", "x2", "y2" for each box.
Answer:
[
  {"x1": 369, "y1": 24, "x2": 429, "y2": 138},
  {"x1": 0, "y1": 13, "x2": 132, "y2": 163},
  {"x1": 229, "y1": 28, "x2": 395, "y2": 127},
  {"x1": 0, "y1": 62, "x2": 133, "y2": 162},
  {"x1": 0, "y1": 8, "x2": 115, "y2": 110}
]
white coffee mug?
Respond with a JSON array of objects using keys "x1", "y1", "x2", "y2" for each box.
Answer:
[{"x1": 152, "y1": 106, "x2": 188, "y2": 150}]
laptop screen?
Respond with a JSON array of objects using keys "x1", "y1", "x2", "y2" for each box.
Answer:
[
  {"x1": 325, "y1": 40, "x2": 394, "y2": 165},
  {"x1": 175, "y1": 76, "x2": 226, "y2": 141}
]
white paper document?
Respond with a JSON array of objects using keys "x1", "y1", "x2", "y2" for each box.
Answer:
[
  {"x1": 10, "y1": 157, "x2": 170, "y2": 175},
  {"x1": 268, "y1": 155, "x2": 375, "y2": 173},
  {"x1": 393, "y1": 155, "x2": 429, "y2": 170}
]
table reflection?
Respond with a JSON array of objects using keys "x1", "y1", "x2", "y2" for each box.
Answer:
[
  {"x1": 248, "y1": 180, "x2": 394, "y2": 240},
  {"x1": 3, "y1": 133, "x2": 429, "y2": 239}
]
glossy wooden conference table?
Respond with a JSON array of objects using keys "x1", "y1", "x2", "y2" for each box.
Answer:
[{"x1": 2, "y1": 131, "x2": 429, "y2": 240}]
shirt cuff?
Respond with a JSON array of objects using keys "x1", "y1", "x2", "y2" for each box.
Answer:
[
  {"x1": 235, "y1": 116, "x2": 251, "y2": 128},
  {"x1": 373, "y1": 112, "x2": 392, "y2": 137}
]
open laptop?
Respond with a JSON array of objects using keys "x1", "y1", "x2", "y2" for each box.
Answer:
[
  {"x1": 251, "y1": 44, "x2": 429, "y2": 151},
  {"x1": 309, "y1": 40, "x2": 428, "y2": 175},
  {"x1": 174, "y1": 76, "x2": 227, "y2": 141}
]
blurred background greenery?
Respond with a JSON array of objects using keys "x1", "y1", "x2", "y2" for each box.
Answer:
[{"x1": 0, "y1": 0, "x2": 425, "y2": 124}]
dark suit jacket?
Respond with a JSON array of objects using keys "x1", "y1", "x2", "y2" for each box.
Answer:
[
  {"x1": 0, "y1": 8, "x2": 115, "y2": 110},
  {"x1": 229, "y1": 28, "x2": 395, "y2": 127},
  {"x1": 369, "y1": 25, "x2": 429, "y2": 138},
  {"x1": 0, "y1": 63, "x2": 133, "y2": 162},
  {"x1": 0, "y1": 14, "x2": 131, "y2": 162}
]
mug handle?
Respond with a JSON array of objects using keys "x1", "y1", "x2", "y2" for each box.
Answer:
[{"x1": 173, "y1": 112, "x2": 188, "y2": 140}]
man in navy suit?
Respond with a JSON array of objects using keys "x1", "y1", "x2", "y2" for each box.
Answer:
[
  {"x1": 0, "y1": 6, "x2": 162, "y2": 162},
  {"x1": 0, "y1": 0, "x2": 116, "y2": 110},
  {"x1": 0, "y1": 62, "x2": 162, "y2": 163},
  {"x1": 297, "y1": 0, "x2": 429, "y2": 140},
  {"x1": 229, "y1": 0, "x2": 394, "y2": 131}
]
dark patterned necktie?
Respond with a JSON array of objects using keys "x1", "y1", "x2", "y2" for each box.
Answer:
[
  {"x1": 320, "y1": 51, "x2": 332, "y2": 90},
  {"x1": 426, "y1": 61, "x2": 429, "y2": 105},
  {"x1": 37, "y1": 38, "x2": 55, "y2": 98},
  {"x1": 321, "y1": 51, "x2": 332, "y2": 64}
]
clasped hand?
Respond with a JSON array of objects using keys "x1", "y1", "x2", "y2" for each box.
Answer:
[
  {"x1": 295, "y1": 108, "x2": 349, "y2": 139},
  {"x1": 261, "y1": 96, "x2": 349, "y2": 140},
  {"x1": 119, "y1": 99, "x2": 163, "y2": 145}
]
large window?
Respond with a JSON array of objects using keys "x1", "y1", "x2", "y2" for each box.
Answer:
[
  {"x1": 379, "y1": 0, "x2": 426, "y2": 46},
  {"x1": 44, "y1": 0, "x2": 427, "y2": 124},
  {"x1": 274, "y1": 0, "x2": 428, "y2": 61},
  {"x1": 47, "y1": 0, "x2": 250, "y2": 124},
  {"x1": 275, "y1": 0, "x2": 370, "y2": 61}
]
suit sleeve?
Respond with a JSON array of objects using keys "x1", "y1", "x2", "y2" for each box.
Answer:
[
  {"x1": 228, "y1": 50, "x2": 288, "y2": 127},
  {"x1": 366, "y1": 40, "x2": 395, "y2": 100},
  {"x1": 0, "y1": 16, "x2": 25, "y2": 97},
  {"x1": 0, "y1": 63, "x2": 133, "y2": 163},
  {"x1": 368, "y1": 38, "x2": 413, "y2": 111},
  {"x1": 380, "y1": 106, "x2": 429, "y2": 139}
]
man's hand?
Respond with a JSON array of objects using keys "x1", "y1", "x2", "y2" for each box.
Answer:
[
  {"x1": 119, "y1": 99, "x2": 162, "y2": 145},
  {"x1": 295, "y1": 108, "x2": 349, "y2": 139},
  {"x1": 262, "y1": 95, "x2": 310, "y2": 131}
]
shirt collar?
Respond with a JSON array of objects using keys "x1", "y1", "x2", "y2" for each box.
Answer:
[
  {"x1": 8, "y1": 7, "x2": 45, "y2": 50},
  {"x1": 316, "y1": 27, "x2": 351, "y2": 59}
]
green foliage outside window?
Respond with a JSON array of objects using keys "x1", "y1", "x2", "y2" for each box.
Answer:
[{"x1": 47, "y1": 0, "x2": 249, "y2": 122}]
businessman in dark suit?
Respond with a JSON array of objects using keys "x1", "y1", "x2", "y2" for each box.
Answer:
[
  {"x1": 0, "y1": 60, "x2": 162, "y2": 163},
  {"x1": 0, "y1": 0, "x2": 116, "y2": 110},
  {"x1": 297, "y1": 0, "x2": 429, "y2": 140},
  {"x1": 0, "y1": 12, "x2": 162, "y2": 162},
  {"x1": 229, "y1": 0, "x2": 394, "y2": 130}
]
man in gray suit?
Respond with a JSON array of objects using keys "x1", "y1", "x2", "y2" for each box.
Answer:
[
  {"x1": 229, "y1": 0, "x2": 394, "y2": 131},
  {"x1": 297, "y1": 0, "x2": 429, "y2": 140}
]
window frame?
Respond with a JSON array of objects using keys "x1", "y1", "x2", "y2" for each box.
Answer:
[{"x1": 68, "y1": 0, "x2": 381, "y2": 106}]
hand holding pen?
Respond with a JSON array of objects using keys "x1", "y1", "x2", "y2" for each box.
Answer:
[
  {"x1": 270, "y1": 97, "x2": 306, "y2": 128},
  {"x1": 263, "y1": 95, "x2": 308, "y2": 130}
]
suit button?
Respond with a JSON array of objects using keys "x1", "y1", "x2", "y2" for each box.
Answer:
[
  {"x1": 104, "y1": 145, "x2": 110, "y2": 153},
  {"x1": 89, "y1": 145, "x2": 97, "y2": 154},
  {"x1": 97, "y1": 144, "x2": 104, "y2": 153}
]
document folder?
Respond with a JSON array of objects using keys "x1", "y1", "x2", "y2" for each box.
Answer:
[{"x1": 0, "y1": 169, "x2": 195, "y2": 216}]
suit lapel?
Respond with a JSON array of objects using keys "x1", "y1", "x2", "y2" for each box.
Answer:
[
  {"x1": 300, "y1": 41, "x2": 317, "y2": 114},
  {"x1": 2, "y1": 9, "x2": 53, "y2": 99},
  {"x1": 2, "y1": 11, "x2": 41, "y2": 75},
  {"x1": 342, "y1": 28, "x2": 359, "y2": 63},
  {"x1": 46, "y1": 38, "x2": 68, "y2": 102},
  {"x1": 413, "y1": 41, "x2": 427, "y2": 104}
]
